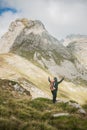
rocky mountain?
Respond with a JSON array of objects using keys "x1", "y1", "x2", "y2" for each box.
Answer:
[
  {"x1": 0, "y1": 18, "x2": 84, "y2": 80},
  {"x1": 68, "y1": 43, "x2": 87, "y2": 72},
  {"x1": 0, "y1": 18, "x2": 87, "y2": 104}
]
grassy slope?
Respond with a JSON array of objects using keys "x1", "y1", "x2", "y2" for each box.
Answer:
[
  {"x1": 0, "y1": 53, "x2": 51, "y2": 96},
  {"x1": 59, "y1": 81, "x2": 87, "y2": 104},
  {"x1": 0, "y1": 85, "x2": 87, "y2": 130},
  {"x1": 0, "y1": 53, "x2": 87, "y2": 104}
]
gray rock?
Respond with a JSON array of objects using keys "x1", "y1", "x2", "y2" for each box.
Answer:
[
  {"x1": 69, "y1": 102, "x2": 86, "y2": 115},
  {"x1": 69, "y1": 102, "x2": 81, "y2": 109},
  {"x1": 53, "y1": 113, "x2": 70, "y2": 117},
  {"x1": 78, "y1": 108, "x2": 86, "y2": 115}
]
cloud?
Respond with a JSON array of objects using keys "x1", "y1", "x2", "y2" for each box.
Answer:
[
  {"x1": 0, "y1": 0, "x2": 87, "y2": 40},
  {"x1": 0, "y1": 11, "x2": 19, "y2": 37}
]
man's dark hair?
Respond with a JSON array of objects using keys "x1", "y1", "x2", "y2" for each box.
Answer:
[{"x1": 54, "y1": 77, "x2": 57, "y2": 82}]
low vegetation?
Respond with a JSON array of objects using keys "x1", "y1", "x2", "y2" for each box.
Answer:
[{"x1": 0, "y1": 85, "x2": 87, "y2": 130}]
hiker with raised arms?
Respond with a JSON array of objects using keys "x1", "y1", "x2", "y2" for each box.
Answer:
[{"x1": 48, "y1": 76, "x2": 64, "y2": 103}]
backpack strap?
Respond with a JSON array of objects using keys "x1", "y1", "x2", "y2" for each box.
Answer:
[{"x1": 49, "y1": 80, "x2": 55, "y2": 91}]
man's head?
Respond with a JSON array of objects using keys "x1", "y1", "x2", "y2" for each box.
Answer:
[{"x1": 54, "y1": 77, "x2": 57, "y2": 82}]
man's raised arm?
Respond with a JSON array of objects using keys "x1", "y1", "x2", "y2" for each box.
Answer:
[{"x1": 58, "y1": 77, "x2": 64, "y2": 84}]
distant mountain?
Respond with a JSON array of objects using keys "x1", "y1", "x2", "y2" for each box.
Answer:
[
  {"x1": 67, "y1": 37, "x2": 87, "y2": 80},
  {"x1": 62, "y1": 34, "x2": 87, "y2": 80},
  {"x1": 62, "y1": 34, "x2": 87, "y2": 46}
]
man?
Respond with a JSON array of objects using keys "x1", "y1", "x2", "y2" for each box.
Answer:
[{"x1": 48, "y1": 76, "x2": 64, "y2": 103}]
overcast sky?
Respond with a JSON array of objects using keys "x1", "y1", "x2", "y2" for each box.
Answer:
[{"x1": 0, "y1": 0, "x2": 87, "y2": 40}]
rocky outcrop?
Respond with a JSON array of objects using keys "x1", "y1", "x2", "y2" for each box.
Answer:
[
  {"x1": 0, "y1": 79, "x2": 31, "y2": 98},
  {"x1": 57, "y1": 99, "x2": 86, "y2": 115},
  {"x1": 68, "y1": 102, "x2": 86, "y2": 115}
]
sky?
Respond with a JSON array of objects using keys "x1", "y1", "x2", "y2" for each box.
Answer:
[{"x1": 0, "y1": 0, "x2": 87, "y2": 40}]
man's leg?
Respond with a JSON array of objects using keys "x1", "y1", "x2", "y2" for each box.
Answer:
[
  {"x1": 51, "y1": 91, "x2": 54, "y2": 103},
  {"x1": 53, "y1": 90, "x2": 57, "y2": 103}
]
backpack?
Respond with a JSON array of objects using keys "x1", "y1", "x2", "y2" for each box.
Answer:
[{"x1": 49, "y1": 80, "x2": 55, "y2": 91}]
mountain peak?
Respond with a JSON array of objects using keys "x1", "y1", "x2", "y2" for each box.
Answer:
[
  {"x1": 66, "y1": 34, "x2": 87, "y2": 39},
  {"x1": 9, "y1": 18, "x2": 46, "y2": 34},
  {"x1": 0, "y1": 18, "x2": 47, "y2": 53}
]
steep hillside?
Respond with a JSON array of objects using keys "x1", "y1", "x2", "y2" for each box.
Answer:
[
  {"x1": 0, "y1": 53, "x2": 51, "y2": 99},
  {"x1": 0, "y1": 53, "x2": 87, "y2": 104}
]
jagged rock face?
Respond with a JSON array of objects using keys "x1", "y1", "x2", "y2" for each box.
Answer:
[
  {"x1": 0, "y1": 18, "x2": 70, "y2": 59},
  {"x1": 10, "y1": 19, "x2": 70, "y2": 57},
  {"x1": 0, "y1": 19, "x2": 87, "y2": 80},
  {"x1": 6, "y1": 18, "x2": 77, "y2": 80}
]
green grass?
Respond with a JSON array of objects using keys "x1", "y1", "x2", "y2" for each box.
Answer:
[
  {"x1": 82, "y1": 103, "x2": 87, "y2": 113},
  {"x1": 0, "y1": 85, "x2": 87, "y2": 130}
]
